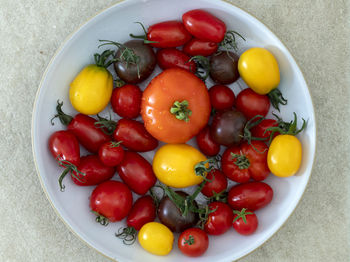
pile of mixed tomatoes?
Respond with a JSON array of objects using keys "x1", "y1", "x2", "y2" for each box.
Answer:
[{"x1": 48, "y1": 9, "x2": 306, "y2": 257}]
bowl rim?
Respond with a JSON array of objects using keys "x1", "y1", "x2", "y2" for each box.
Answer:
[{"x1": 31, "y1": 0, "x2": 317, "y2": 261}]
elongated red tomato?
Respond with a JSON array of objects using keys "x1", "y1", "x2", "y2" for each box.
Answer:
[
  {"x1": 98, "y1": 141, "x2": 124, "y2": 167},
  {"x1": 111, "y1": 84, "x2": 142, "y2": 119},
  {"x1": 157, "y1": 48, "x2": 196, "y2": 73},
  {"x1": 183, "y1": 38, "x2": 218, "y2": 56},
  {"x1": 182, "y1": 9, "x2": 226, "y2": 43},
  {"x1": 117, "y1": 151, "x2": 157, "y2": 195},
  {"x1": 147, "y1": 21, "x2": 191, "y2": 48},
  {"x1": 127, "y1": 196, "x2": 156, "y2": 230},
  {"x1": 196, "y1": 125, "x2": 220, "y2": 156},
  {"x1": 236, "y1": 88, "x2": 270, "y2": 119}
]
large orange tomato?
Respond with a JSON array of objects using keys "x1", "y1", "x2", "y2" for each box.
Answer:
[{"x1": 141, "y1": 68, "x2": 211, "y2": 143}]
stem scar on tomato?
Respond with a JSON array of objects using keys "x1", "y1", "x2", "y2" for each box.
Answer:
[
  {"x1": 230, "y1": 152, "x2": 250, "y2": 170},
  {"x1": 184, "y1": 235, "x2": 195, "y2": 245},
  {"x1": 233, "y1": 208, "x2": 253, "y2": 224},
  {"x1": 170, "y1": 100, "x2": 192, "y2": 122}
]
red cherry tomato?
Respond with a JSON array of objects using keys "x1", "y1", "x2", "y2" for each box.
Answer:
[
  {"x1": 204, "y1": 202, "x2": 233, "y2": 235},
  {"x1": 250, "y1": 118, "x2": 279, "y2": 140},
  {"x1": 201, "y1": 169, "x2": 227, "y2": 198},
  {"x1": 127, "y1": 195, "x2": 156, "y2": 230},
  {"x1": 232, "y1": 208, "x2": 258, "y2": 235},
  {"x1": 90, "y1": 180, "x2": 133, "y2": 223},
  {"x1": 178, "y1": 228, "x2": 209, "y2": 257},
  {"x1": 196, "y1": 125, "x2": 220, "y2": 156},
  {"x1": 113, "y1": 119, "x2": 158, "y2": 152},
  {"x1": 111, "y1": 84, "x2": 142, "y2": 119},
  {"x1": 183, "y1": 38, "x2": 218, "y2": 56},
  {"x1": 72, "y1": 155, "x2": 115, "y2": 186},
  {"x1": 222, "y1": 141, "x2": 270, "y2": 183},
  {"x1": 147, "y1": 20, "x2": 192, "y2": 48},
  {"x1": 156, "y1": 48, "x2": 196, "y2": 73},
  {"x1": 98, "y1": 141, "x2": 124, "y2": 167},
  {"x1": 209, "y1": 85, "x2": 235, "y2": 110},
  {"x1": 182, "y1": 9, "x2": 226, "y2": 43},
  {"x1": 228, "y1": 182, "x2": 273, "y2": 211},
  {"x1": 236, "y1": 88, "x2": 270, "y2": 119},
  {"x1": 117, "y1": 151, "x2": 157, "y2": 195}
]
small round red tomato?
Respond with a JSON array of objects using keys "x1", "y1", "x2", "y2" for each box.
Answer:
[
  {"x1": 127, "y1": 195, "x2": 156, "y2": 230},
  {"x1": 236, "y1": 88, "x2": 270, "y2": 119},
  {"x1": 178, "y1": 228, "x2": 209, "y2": 257},
  {"x1": 111, "y1": 84, "x2": 142, "y2": 119},
  {"x1": 228, "y1": 182, "x2": 273, "y2": 211},
  {"x1": 232, "y1": 208, "x2": 258, "y2": 235},
  {"x1": 183, "y1": 38, "x2": 218, "y2": 56},
  {"x1": 204, "y1": 202, "x2": 233, "y2": 235},
  {"x1": 157, "y1": 48, "x2": 196, "y2": 73},
  {"x1": 209, "y1": 85, "x2": 235, "y2": 110},
  {"x1": 90, "y1": 180, "x2": 133, "y2": 223},
  {"x1": 98, "y1": 141, "x2": 124, "y2": 167},
  {"x1": 196, "y1": 125, "x2": 220, "y2": 156},
  {"x1": 250, "y1": 118, "x2": 279, "y2": 140},
  {"x1": 182, "y1": 9, "x2": 226, "y2": 43},
  {"x1": 147, "y1": 20, "x2": 191, "y2": 48},
  {"x1": 222, "y1": 141, "x2": 270, "y2": 183},
  {"x1": 201, "y1": 169, "x2": 227, "y2": 198}
]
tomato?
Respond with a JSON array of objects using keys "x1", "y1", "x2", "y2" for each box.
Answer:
[
  {"x1": 210, "y1": 51, "x2": 240, "y2": 85},
  {"x1": 228, "y1": 182, "x2": 273, "y2": 211},
  {"x1": 71, "y1": 155, "x2": 115, "y2": 186},
  {"x1": 183, "y1": 38, "x2": 218, "y2": 56},
  {"x1": 236, "y1": 88, "x2": 270, "y2": 119},
  {"x1": 153, "y1": 144, "x2": 207, "y2": 188},
  {"x1": 222, "y1": 141, "x2": 270, "y2": 183},
  {"x1": 138, "y1": 222, "x2": 174, "y2": 256},
  {"x1": 196, "y1": 125, "x2": 220, "y2": 156},
  {"x1": 156, "y1": 48, "x2": 196, "y2": 73},
  {"x1": 208, "y1": 85, "x2": 235, "y2": 110},
  {"x1": 267, "y1": 135, "x2": 302, "y2": 177},
  {"x1": 232, "y1": 208, "x2": 258, "y2": 235},
  {"x1": 98, "y1": 141, "x2": 124, "y2": 167},
  {"x1": 182, "y1": 9, "x2": 226, "y2": 43},
  {"x1": 117, "y1": 151, "x2": 156, "y2": 195},
  {"x1": 147, "y1": 21, "x2": 191, "y2": 48},
  {"x1": 127, "y1": 195, "x2": 156, "y2": 230},
  {"x1": 113, "y1": 119, "x2": 158, "y2": 152},
  {"x1": 141, "y1": 68, "x2": 211, "y2": 144},
  {"x1": 111, "y1": 84, "x2": 142, "y2": 119},
  {"x1": 238, "y1": 47, "x2": 280, "y2": 95},
  {"x1": 204, "y1": 202, "x2": 233, "y2": 235},
  {"x1": 178, "y1": 228, "x2": 209, "y2": 257},
  {"x1": 201, "y1": 169, "x2": 227, "y2": 198},
  {"x1": 69, "y1": 51, "x2": 113, "y2": 115},
  {"x1": 90, "y1": 180, "x2": 133, "y2": 223},
  {"x1": 250, "y1": 118, "x2": 279, "y2": 140}
]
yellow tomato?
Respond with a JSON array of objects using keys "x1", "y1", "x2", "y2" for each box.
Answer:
[
  {"x1": 267, "y1": 135, "x2": 302, "y2": 177},
  {"x1": 153, "y1": 144, "x2": 207, "y2": 188},
  {"x1": 138, "y1": 222, "x2": 174, "y2": 256},
  {"x1": 69, "y1": 64, "x2": 113, "y2": 115},
  {"x1": 238, "y1": 47, "x2": 280, "y2": 95}
]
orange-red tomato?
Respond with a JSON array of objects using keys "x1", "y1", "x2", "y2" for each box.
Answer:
[{"x1": 141, "y1": 68, "x2": 211, "y2": 144}]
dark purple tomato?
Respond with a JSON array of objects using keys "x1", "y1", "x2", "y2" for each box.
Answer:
[{"x1": 210, "y1": 51, "x2": 240, "y2": 85}]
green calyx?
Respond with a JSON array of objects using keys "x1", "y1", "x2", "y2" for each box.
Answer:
[
  {"x1": 188, "y1": 55, "x2": 210, "y2": 81},
  {"x1": 92, "y1": 211, "x2": 109, "y2": 226},
  {"x1": 266, "y1": 112, "x2": 307, "y2": 138},
  {"x1": 184, "y1": 235, "x2": 195, "y2": 246},
  {"x1": 50, "y1": 100, "x2": 73, "y2": 126},
  {"x1": 219, "y1": 30, "x2": 246, "y2": 52},
  {"x1": 268, "y1": 88, "x2": 288, "y2": 111},
  {"x1": 94, "y1": 114, "x2": 117, "y2": 135},
  {"x1": 56, "y1": 156, "x2": 86, "y2": 192},
  {"x1": 194, "y1": 157, "x2": 218, "y2": 181},
  {"x1": 110, "y1": 141, "x2": 122, "y2": 148},
  {"x1": 129, "y1": 22, "x2": 158, "y2": 44},
  {"x1": 170, "y1": 100, "x2": 192, "y2": 122},
  {"x1": 231, "y1": 152, "x2": 250, "y2": 169},
  {"x1": 233, "y1": 208, "x2": 253, "y2": 224},
  {"x1": 115, "y1": 227, "x2": 137, "y2": 245},
  {"x1": 93, "y1": 49, "x2": 117, "y2": 68}
]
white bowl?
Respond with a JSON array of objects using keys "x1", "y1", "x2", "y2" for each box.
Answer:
[{"x1": 32, "y1": 0, "x2": 316, "y2": 261}]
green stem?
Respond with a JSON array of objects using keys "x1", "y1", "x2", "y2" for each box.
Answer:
[
  {"x1": 170, "y1": 100, "x2": 192, "y2": 122},
  {"x1": 115, "y1": 227, "x2": 137, "y2": 245},
  {"x1": 50, "y1": 100, "x2": 73, "y2": 126},
  {"x1": 94, "y1": 49, "x2": 117, "y2": 68},
  {"x1": 268, "y1": 88, "x2": 288, "y2": 111},
  {"x1": 230, "y1": 152, "x2": 250, "y2": 169},
  {"x1": 92, "y1": 211, "x2": 109, "y2": 226}
]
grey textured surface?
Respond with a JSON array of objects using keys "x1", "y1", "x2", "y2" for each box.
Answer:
[{"x1": 0, "y1": 0, "x2": 349, "y2": 261}]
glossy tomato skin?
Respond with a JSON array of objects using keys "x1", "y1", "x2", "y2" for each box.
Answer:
[
  {"x1": 228, "y1": 182, "x2": 273, "y2": 211},
  {"x1": 113, "y1": 119, "x2": 158, "y2": 152},
  {"x1": 204, "y1": 202, "x2": 233, "y2": 235},
  {"x1": 251, "y1": 119, "x2": 279, "y2": 140},
  {"x1": 98, "y1": 141, "x2": 124, "y2": 167},
  {"x1": 157, "y1": 48, "x2": 196, "y2": 73},
  {"x1": 111, "y1": 84, "x2": 142, "y2": 119},
  {"x1": 48, "y1": 130, "x2": 80, "y2": 167},
  {"x1": 209, "y1": 85, "x2": 235, "y2": 110},
  {"x1": 67, "y1": 114, "x2": 110, "y2": 153},
  {"x1": 182, "y1": 9, "x2": 226, "y2": 43},
  {"x1": 183, "y1": 38, "x2": 218, "y2": 56},
  {"x1": 90, "y1": 180, "x2": 133, "y2": 222},
  {"x1": 222, "y1": 141, "x2": 270, "y2": 183},
  {"x1": 127, "y1": 195, "x2": 156, "y2": 230},
  {"x1": 178, "y1": 228, "x2": 209, "y2": 257},
  {"x1": 72, "y1": 155, "x2": 115, "y2": 186},
  {"x1": 196, "y1": 125, "x2": 220, "y2": 156},
  {"x1": 117, "y1": 151, "x2": 156, "y2": 195},
  {"x1": 148, "y1": 21, "x2": 191, "y2": 48},
  {"x1": 236, "y1": 88, "x2": 270, "y2": 119},
  {"x1": 201, "y1": 169, "x2": 228, "y2": 198},
  {"x1": 210, "y1": 51, "x2": 240, "y2": 85},
  {"x1": 232, "y1": 209, "x2": 258, "y2": 235}
]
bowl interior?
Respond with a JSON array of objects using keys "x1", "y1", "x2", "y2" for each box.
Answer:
[{"x1": 32, "y1": 0, "x2": 316, "y2": 261}]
